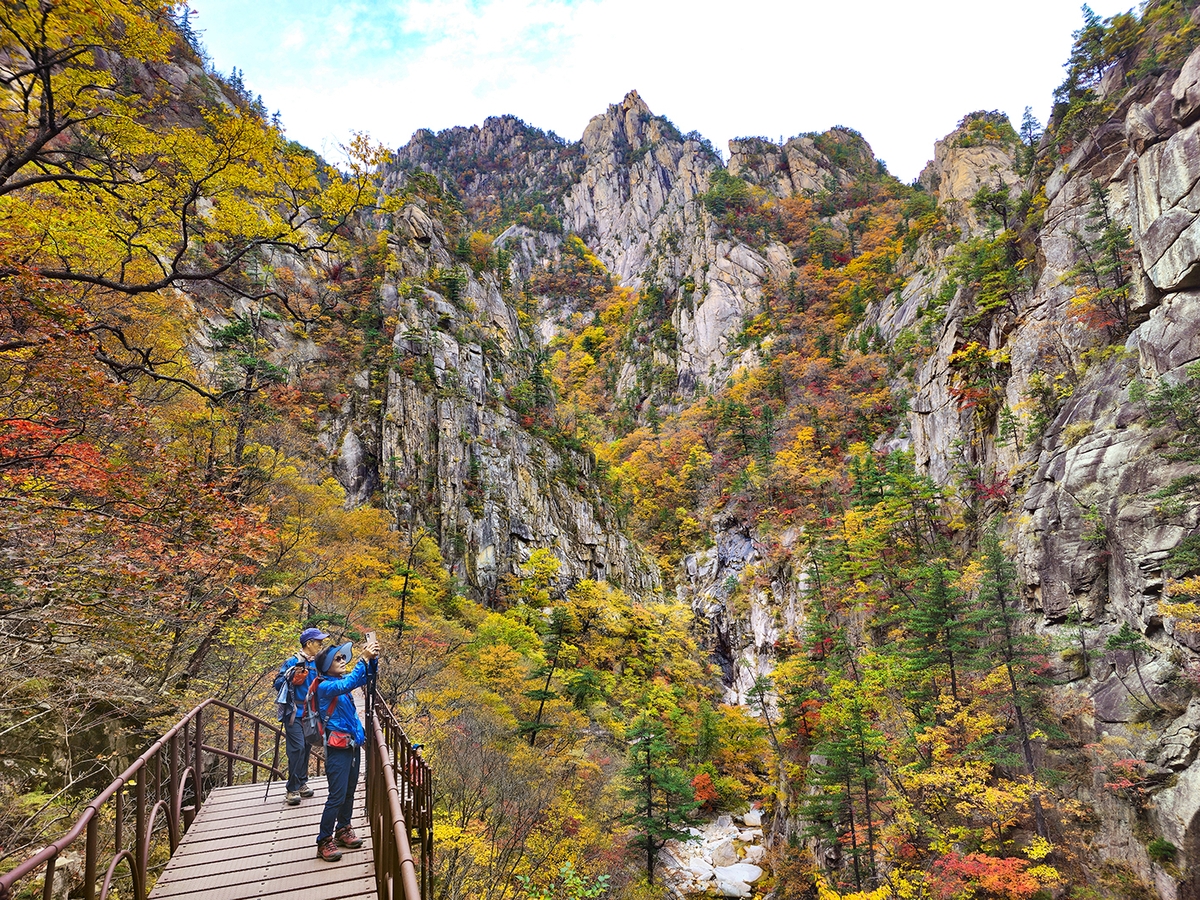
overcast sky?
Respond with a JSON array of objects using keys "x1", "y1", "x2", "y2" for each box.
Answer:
[{"x1": 191, "y1": 0, "x2": 1136, "y2": 183}]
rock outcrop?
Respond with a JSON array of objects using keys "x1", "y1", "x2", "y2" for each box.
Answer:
[
  {"x1": 660, "y1": 810, "x2": 768, "y2": 898},
  {"x1": 388, "y1": 94, "x2": 855, "y2": 397},
  {"x1": 376, "y1": 67, "x2": 1200, "y2": 895}
]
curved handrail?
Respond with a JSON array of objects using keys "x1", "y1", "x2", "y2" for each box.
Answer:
[
  {"x1": 367, "y1": 713, "x2": 422, "y2": 899},
  {"x1": 0, "y1": 698, "x2": 284, "y2": 900},
  {"x1": 367, "y1": 686, "x2": 433, "y2": 900},
  {"x1": 3, "y1": 692, "x2": 434, "y2": 900}
]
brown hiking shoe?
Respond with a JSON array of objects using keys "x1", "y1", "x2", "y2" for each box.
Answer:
[
  {"x1": 317, "y1": 838, "x2": 342, "y2": 862},
  {"x1": 298, "y1": 783, "x2": 315, "y2": 798},
  {"x1": 335, "y1": 826, "x2": 363, "y2": 849}
]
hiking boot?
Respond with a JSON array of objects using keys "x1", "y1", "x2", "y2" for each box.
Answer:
[
  {"x1": 298, "y1": 783, "x2": 315, "y2": 799},
  {"x1": 317, "y1": 838, "x2": 342, "y2": 862},
  {"x1": 285, "y1": 790, "x2": 301, "y2": 806},
  {"x1": 335, "y1": 826, "x2": 363, "y2": 849}
]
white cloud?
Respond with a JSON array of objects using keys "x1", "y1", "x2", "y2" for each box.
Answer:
[{"x1": 196, "y1": 0, "x2": 1139, "y2": 180}]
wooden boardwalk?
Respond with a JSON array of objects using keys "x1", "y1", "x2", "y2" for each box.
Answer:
[{"x1": 148, "y1": 771, "x2": 376, "y2": 900}]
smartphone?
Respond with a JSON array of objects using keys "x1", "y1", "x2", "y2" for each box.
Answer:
[{"x1": 365, "y1": 630, "x2": 376, "y2": 644}]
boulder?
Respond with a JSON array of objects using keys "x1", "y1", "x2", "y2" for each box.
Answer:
[
  {"x1": 397, "y1": 203, "x2": 435, "y2": 245},
  {"x1": 688, "y1": 857, "x2": 715, "y2": 880},
  {"x1": 710, "y1": 838, "x2": 739, "y2": 867},
  {"x1": 743, "y1": 844, "x2": 766, "y2": 864},
  {"x1": 1173, "y1": 44, "x2": 1200, "y2": 125},
  {"x1": 742, "y1": 808, "x2": 762, "y2": 827},
  {"x1": 714, "y1": 863, "x2": 765, "y2": 883},
  {"x1": 716, "y1": 879, "x2": 752, "y2": 898}
]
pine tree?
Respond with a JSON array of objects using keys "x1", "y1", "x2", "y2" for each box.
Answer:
[
  {"x1": 801, "y1": 670, "x2": 884, "y2": 891},
  {"x1": 899, "y1": 560, "x2": 982, "y2": 703},
  {"x1": 1066, "y1": 181, "x2": 1134, "y2": 337},
  {"x1": 746, "y1": 675, "x2": 780, "y2": 752},
  {"x1": 1017, "y1": 107, "x2": 1043, "y2": 175},
  {"x1": 209, "y1": 308, "x2": 288, "y2": 487},
  {"x1": 620, "y1": 715, "x2": 701, "y2": 885},
  {"x1": 1104, "y1": 622, "x2": 1164, "y2": 712},
  {"x1": 977, "y1": 525, "x2": 1049, "y2": 839},
  {"x1": 519, "y1": 606, "x2": 573, "y2": 746}
]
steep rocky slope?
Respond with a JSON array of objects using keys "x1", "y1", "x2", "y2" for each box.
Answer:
[
  {"x1": 676, "y1": 45, "x2": 1200, "y2": 900},
  {"x1": 377, "y1": 198, "x2": 658, "y2": 596},
  {"x1": 391, "y1": 92, "x2": 805, "y2": 395},
  {"x1": 345, "y1": 24, "x2": 1200, "y2": 894}
]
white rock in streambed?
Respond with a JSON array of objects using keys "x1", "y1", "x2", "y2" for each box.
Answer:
[
  {"x1": 688, "y1": 858, "x2": 715, "y2": 880},
  {"x1": 716, "y1": 878, "x2": 752, "y2": 898},
  {"x1": 714, "y1": 863, "x2": 764, "y2": 884},
  {"x1": 710, "y1": 838, "x2": 739, "y2": 866},
  {"x1": 742, "y1": 844, "x2": 766, "y2": 864}
]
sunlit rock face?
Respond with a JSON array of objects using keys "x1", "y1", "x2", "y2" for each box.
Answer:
[{"x1": 365, "y1": 73, "x2": 1200, "y2": 893}]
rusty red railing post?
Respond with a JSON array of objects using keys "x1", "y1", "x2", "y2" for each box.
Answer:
[
  {"x1": 114, "y1": 787, "x2": 124, "y2": 858},
  {"x1": 83, "y1": 814, "x2": 98, "y2": 900},
  {"x1": 193, "y1": 705, "x2": 204, "y2": 819},
  {"x1": 168, "y1": 730, "x2": 179, "y2": 850},
  {"x1": 227, "y1": 707, "x2": 236, "y2": 785},
  {"x1": 40, "y1": 855, "x2": 57, "y2": 900},
  {"x1": 135, "y1": 771, "x2": 146, "y2": 897},
  {"x1": 252, "y1": 721, "x2": 261, "y2": 783},
  {"x1": 270, "y1": 727, "x2": 281, "y2": 787}
]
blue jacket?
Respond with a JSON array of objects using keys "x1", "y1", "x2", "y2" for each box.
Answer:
[
  {"x1": 313, "y1": 658, "x2": 376, "y2": 747},
  {"x1": 273, "y1": 653, "x2": 318, "y2": 722}
]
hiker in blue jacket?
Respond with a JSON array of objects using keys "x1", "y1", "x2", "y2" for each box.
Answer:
[
  {"x1": 313, "y1": 633, "x2": 379, "y2": 862},
  {"x1": 273, "y1": 626, "x2": 327, "y2": 805}
]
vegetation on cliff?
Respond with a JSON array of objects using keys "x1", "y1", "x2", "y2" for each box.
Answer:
[{"x1": 3, "y1": 1, "x2": 1200, "y2": 899}]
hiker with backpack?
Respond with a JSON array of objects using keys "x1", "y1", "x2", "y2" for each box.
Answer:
[
  {"x1": 312, "y1": 633, "x2": 379, "y2": 862},
  {"x1": 273, "y1": 626, "x2": 328, "y2": 805}
]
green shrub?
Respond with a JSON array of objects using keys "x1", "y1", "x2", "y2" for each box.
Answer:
[{"x1": 1147, "y1": 837, "x2": 1177, "y2": 863}]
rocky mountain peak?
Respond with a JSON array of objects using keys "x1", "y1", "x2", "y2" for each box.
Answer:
[
  {"x1": 728, "y1": 128, "x2": 876, "y2": 198},
  {"x1": 580, "y1": 87, "x2": 659, "y2": 155},
  {"x1": 917, "y1": 110, "x2": 1020, "y2": 233}
]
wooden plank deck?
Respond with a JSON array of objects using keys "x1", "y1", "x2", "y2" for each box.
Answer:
[
  {"x1": 149, "y1": 689, "x2": 378, "y2": 900},
  {"x1": 148, "y1": 776, "x2": 375, "y2": 900}
]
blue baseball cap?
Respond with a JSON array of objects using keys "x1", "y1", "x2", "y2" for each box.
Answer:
[{"x1": 299, "y1": 627, "x2": 329, "y2": 644}]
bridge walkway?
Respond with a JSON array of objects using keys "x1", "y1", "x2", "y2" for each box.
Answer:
[
  {"x1": 147, "y1": 776, "x2": 375, "y2": 900},
  {"x1": 0, "y1": 688, "x2": 432, "y2": 900}
]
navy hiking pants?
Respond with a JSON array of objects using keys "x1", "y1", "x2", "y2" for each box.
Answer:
[
  {"x1": 318, "y1": 745, "x2": 360, "y2": 843},
  {"x1": 284, "y1": 718, "x2": 312, "y2": 792}
]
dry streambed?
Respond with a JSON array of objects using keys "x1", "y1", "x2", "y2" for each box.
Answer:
[{"x1": 661, "y1": 808, "x2": 767, "y2": 898}]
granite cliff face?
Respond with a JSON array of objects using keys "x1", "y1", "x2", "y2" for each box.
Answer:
[
  {"x1": 682, "y1": 51, "x2": 1200, "y2": 898},
  {"x1": 379, "y1": 203, "x2": 658, "y2": 596},
  {"x1": 390, "y1": 92, "x2": 829, "y2": 397},
  {"x1": 350, "y1": 60, "x2": 1200, "y2": 893}
]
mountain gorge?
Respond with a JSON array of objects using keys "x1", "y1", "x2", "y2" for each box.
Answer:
[
  {"x1": 357, "y1": 9, "x2": 1200, "y2": 892},
  {"x1": 4, "y1": 2, "x2": 1200, "y2": 899}
]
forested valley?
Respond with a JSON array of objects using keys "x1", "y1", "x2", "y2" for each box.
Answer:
[{"x1": 3, "y1": 2, "x2": 1200, "y2": 899}]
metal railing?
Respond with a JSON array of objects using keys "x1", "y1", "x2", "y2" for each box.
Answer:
[
  {"x1": 0, "y1": 699, "x2": 284, "y2": 900},
  {"x1": 366, "y1": 686, "x2": 433, "y2": 900},
  {"x1": 1, "y1": 691, "x2": 434, "y2": 900}
]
